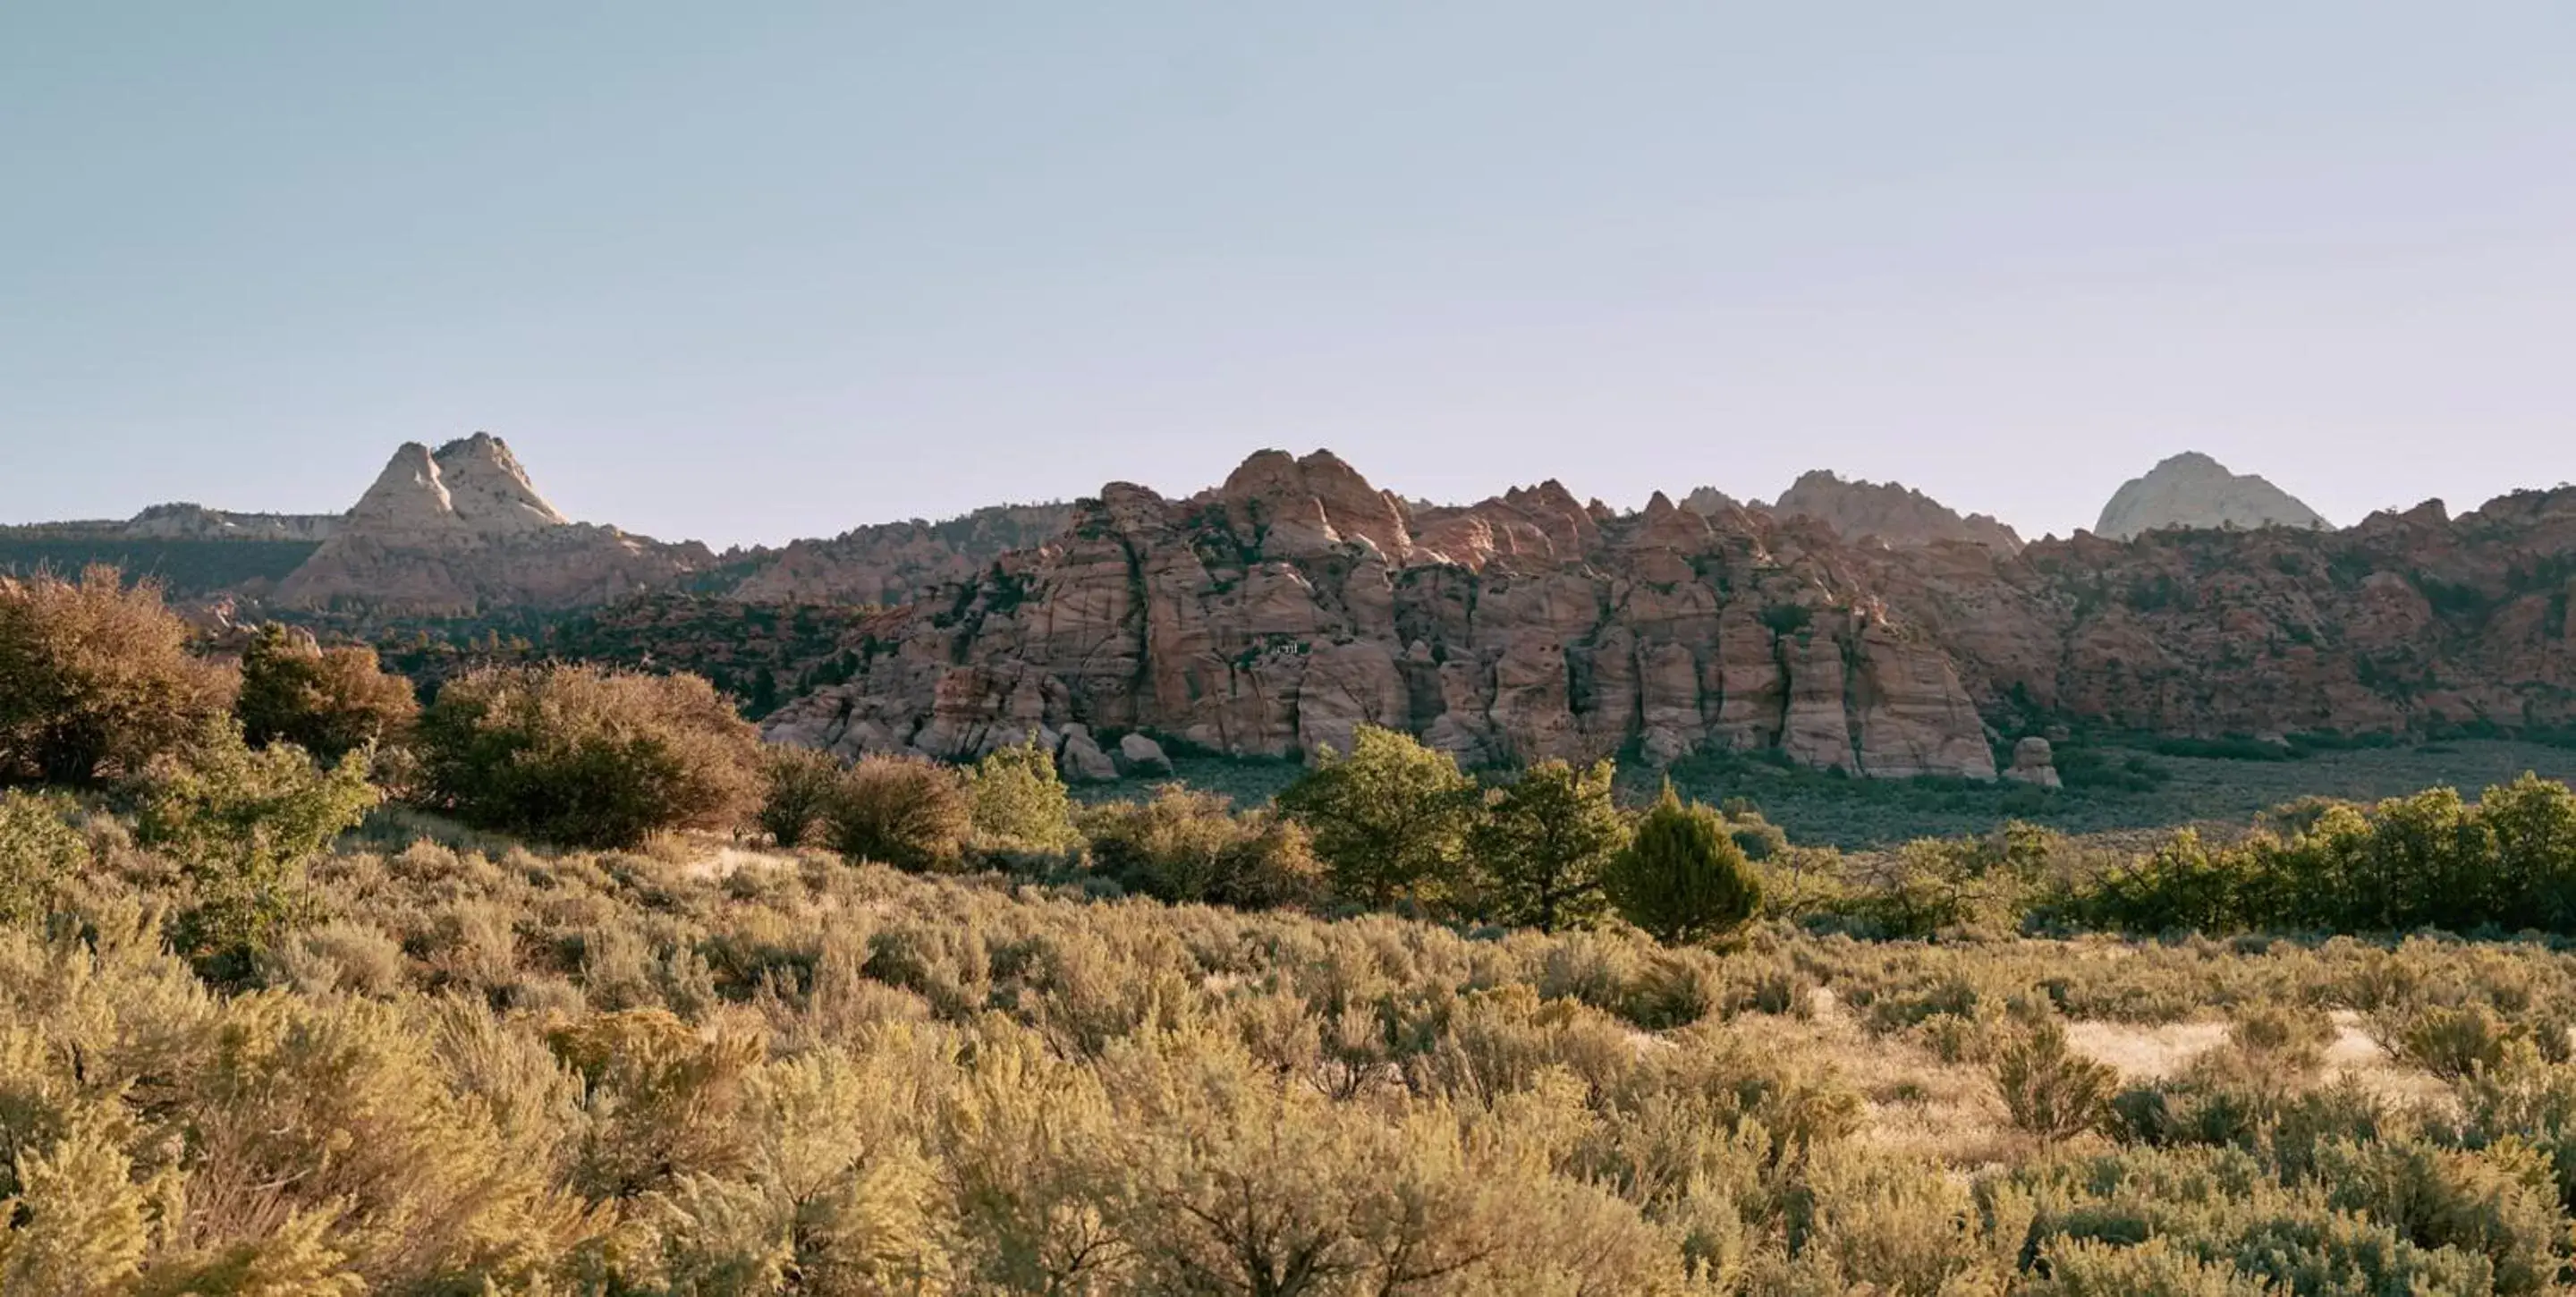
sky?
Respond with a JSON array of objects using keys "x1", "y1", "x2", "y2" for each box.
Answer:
[{"x1": 4, "y1": 4, "x2": 2573, "y2": 548}]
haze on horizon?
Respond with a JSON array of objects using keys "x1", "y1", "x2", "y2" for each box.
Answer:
[{"x1": 4, "y1": 3, "x2": 2572, "y2": 548}]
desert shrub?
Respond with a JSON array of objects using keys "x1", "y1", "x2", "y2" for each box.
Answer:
[
  {"x1": 0, "y1": 790, "x2": 86, "y2": 928},
  {"x1": 1080, "y1": 785, "x2": 1326, "y2": 909},
  {"x1": 1468, "y1": 758, "x2": 1625, "y2": 932},
  {"x1": 824, "y1": 755, "x2": 970, "y2": 872},
  {"x1": 964, "y1": 736, "x2": 1080, "y2": 854},
  {"x1": 0, "y1": 566, "x2": 235, "y2": 785},
  {"x1": 754, "y1": 745, "x2": 842, "y2": 848},
  {"x1": 2025, "y1": 1236, "x2": 2274, "y2": 1295},
  {"x1": 2369, "y1": 1002, "x2": 2526, "y2": 1080},
  {"x1": 1601, "y1": 785, "x2": 1761, "y2": 945},
  {"x1": 1723, "y1": 809, "x2": 1790, "y2": 863},
  {"x1": 1275, "y1": 724, "x2": 1480, "y2": 908},
  {"x1": 234, "y1": 623, "x2": 418, "y2": 763},
  {"x1": 1992, "y1": 1017, "x2": 2117, "y2": 1140},
  {"x1": 414, "y1": 663, "x2": 762, "y2": 848},
  {"x1": 139, "y1": 722, "x2": 379, "y2": 976}
]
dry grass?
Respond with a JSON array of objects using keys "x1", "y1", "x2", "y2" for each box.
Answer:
[{"x1": 2062, "y1": 1018, "x2": 2233, "y2": 1081}]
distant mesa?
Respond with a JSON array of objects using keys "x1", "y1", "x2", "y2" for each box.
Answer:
[{"x1": 2094, "y1": 452, "x2": 2328, "y2": 540}]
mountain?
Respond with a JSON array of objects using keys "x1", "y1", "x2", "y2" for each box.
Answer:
[
  {"x1": 763, "y1": 447, "x2": 2576, "y2": 779},
  {"x1": 719, "y1": 503, "x2": 1077, "y2": 606},
  {"x1": 763, "y1": 449, "x2": 2001, "y2": 779},
  {"x1": 1758, "y1": 470, "x2": 2022, "y2": 552},
  {"x1": 272, "y1": 434, "x2": 712, "y2": 615},
  {"x1": 2095, "y1": 452, "x2": 2329, "y2": 539},
  {"x1": 0, "y1": 505, "x2": 339, "y2": 598}
]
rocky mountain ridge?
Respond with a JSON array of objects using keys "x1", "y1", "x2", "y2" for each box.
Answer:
[
  {"x1": 1761, "y1": 470, "x2": 2023, "y2": 553},
  {"x1": 761, "y1": 449, "x2": 2004, "y2": 778},
  {"x1": 763, "y1": 448, "x2": 2576, "y2": 781},
  {"x1": 720, "y1": 503, "x2": 1078, "y2": 607}
]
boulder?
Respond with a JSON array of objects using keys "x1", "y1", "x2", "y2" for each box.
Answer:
[
  {"x1": 1060, "y1": 730, "x2": 1121, "y2": 784},
  {"x1": 2003, "y1": 736, "x2": 2062, "y2": 789},
  {"x1": 1118, "y1": 733, "x2": 1174, "y2": 777}
]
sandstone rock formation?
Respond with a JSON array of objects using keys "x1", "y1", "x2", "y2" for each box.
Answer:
[
  {"x1": 274, "y1": 435, "x2": 709, "y2": 615},
  {"x1": 2004, "y1": 736, "x2": 2061, "y2": 788},
  {"x1": 761, "y1": 449, "x2": 2002, "y2": 780},
  {"x1": 119, "y1": 504, "x2": 340, "y2": 542},
  {"x1": 1118, "y1": 733, "x2": 1175, "y2": 777},
  {"x1": 723, "y1": 503, "x2": 1075, "y2": 607},
  {"x1": 2095, "y1": 452, "x2": 2329, "y2": 540},
  {"x1": 762, "y1": 448, "x2": 2576, "y2": 778},
  {"x1": 1759, "y1": 470, "x2": 2022, "y2": 553}
]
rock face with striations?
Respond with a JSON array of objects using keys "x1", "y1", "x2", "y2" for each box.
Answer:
[
  {"x1": 1758, "y1": 470, "x2": 2023, "y2": 553},
  {"x1": 2094, "y1": 452, "x2": 2329, "y2": 540},
  {"x1": 762, "y1": 449, "x2": 2000, "y2": 780},
  {"x1": 274, "y1": 434, "x2": 709, "y2": 615},
  {"x1": 763, "y1": 448, "x2": 2576, "y2": 776}
]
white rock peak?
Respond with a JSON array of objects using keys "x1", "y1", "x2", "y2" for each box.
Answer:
[
  {"x1": 343, "y1": 433, "x2": 570, "y2": 541},
  {"x1": 2094, "y1": 451, "x2": 2329, "y2": 540}
]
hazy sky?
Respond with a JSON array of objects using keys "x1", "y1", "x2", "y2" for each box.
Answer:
[{"x1": 5, "y1": 4, "x2": 2572, "y2": 547}]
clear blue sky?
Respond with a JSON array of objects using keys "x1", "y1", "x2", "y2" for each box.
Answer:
[{"x1": 5, "y1": 3, "x2": 2572, "y2": 547}]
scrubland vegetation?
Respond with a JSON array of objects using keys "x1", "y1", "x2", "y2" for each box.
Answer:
[{"x1": 12, "y1": 567, "x2": 2576, "y2": 1292}]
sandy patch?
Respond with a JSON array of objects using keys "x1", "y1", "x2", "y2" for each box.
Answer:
[{"x1": 2063, "y1": 1019, "x2": 2232, "y2": 1081}]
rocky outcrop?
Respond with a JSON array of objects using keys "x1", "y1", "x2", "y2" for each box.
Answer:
[
  {"x1": 274, "y1": 435, "x2": 709, "y2": 615},
  {"x1": 764, "y1": 448, "x2": 2576, "y2": 777},
  {"x1": 762, "y1": 449, "x2": 2002, "y2": 779},
  {"x1": 723, "y1": 503, "x2": 1076, "y2": 607},
  {"x1": 119, "y1": 504, "x2": 340, "y2": 542},
  {"x1": 1760, "y1": 470, "x2": 2022, "y2": 553},
  {"x1": 2095, "y1": 452, "x2": 2329, "y2": 540},
  {"x1": 2004, "y1": 737, "x2": 2061, "y2": 788}
]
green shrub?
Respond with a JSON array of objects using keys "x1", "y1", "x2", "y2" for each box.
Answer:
[
  {"x1": 965, "y1": 737, "x2": 1080, "y2": 854},
  {"x1": 413, "y1": 663, "x2": 762, "y2": 849},
  {"x1": 1080, "y1": 785, "x2": 1326, "y2": 909},
  {"x1": 1468, "y1": 759, "x2": 1625, "y2": 931},
  {"x1": 1276, "y1": 724, "x2": 1480, "y2": 909},
  {"x1": 0, "y1": 789, "x2": 86, "y2": 928},
  {"x1": 1600, "y1": 785, "x2": 1761, "y2": 945},
  {"x1": 234, "y1": 623, "x2": 418, "y2": 762},
  {"x1": 824, "y1": 755, "x2": 970, "y2": 872},
  {"x1": 1993, "y1": 1018, "x2": 2117, "y2": 1140},
  {"x1": 0, "y1": 566, "x2": 235, "y2": 785},
  {"x1": 755, "y1": 745, "x2": 843, "y2": 848},
  {"x1": 139, "y1": 721, "x2": 379, "y2": 975}
]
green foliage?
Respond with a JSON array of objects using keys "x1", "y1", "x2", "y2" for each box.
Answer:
[
  {"x1": 1602, "y1": 785, "x2": 1762, "y2": 945},
  {"x1": 1469, "y1": 758, "x2": 1625, "y2": 932},
  {"x1": 0, "y1": 566, "x2": 235, "y2": 785},
  {"x1": 139, "y1": 722, "x2": 378, "y2": 973},
  {"x1": 0, "y1": 791, "x2": 85, "y2": 928},
  {"x1": 1275, "y1": 725, "x2": 1480, "y2": 908},
  {"x1": 2077, "y1": 774, "x2": 2576, "y2": 935},
  {"x1": 824, "y1": 755, "x2": 970, "y2": 872},
  {"x1": 413, "y1": 663, "x2": 763, "y2": 849},
  {"x1": 964, "y1": 736, "x2": 1080, "y2": 854},
  {"x1": 1080, "y1": 784, "x2": 1327, "y2": 908},
  {"x1": 754, "y1": 744, "x2": 843, "y2": 848},
  {"x1": 234, "y1": 624, "x2": 417, "y2": 763}
]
